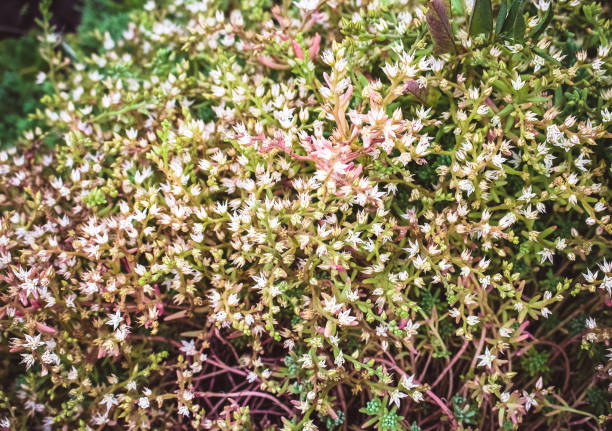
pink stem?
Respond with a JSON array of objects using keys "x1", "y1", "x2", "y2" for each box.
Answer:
[
  {"x1": 425, "y1": 389, "x2": 458, "y2": 430},
  {"x1": 431, "y1": 340, "x2": 468, "y2": 390},
  {"x1": 195, "y1": 390, "x2": 294, "y2": 416}
]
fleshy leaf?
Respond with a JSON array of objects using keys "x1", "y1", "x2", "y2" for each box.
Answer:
[
  {"x1": 469, "y1": 0, "x2": 493, "y2": 38},
  {"x1": 426, "y1": 0, "x2": 457, "y2": 54}
]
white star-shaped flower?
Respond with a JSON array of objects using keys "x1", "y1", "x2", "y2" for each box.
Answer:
[
  {"x1": 180, "y1": 339, "x2": 197, "y2": 356},
  {"x1": 106, "y1": 311, "x2": 123, "y2": 330},
  {"x1": 477, "y1": 347, "x2": 496, "y2": 368},
  {"x1": 388, "y1": 389, "x2": 408, "y2": 408},
  {"x1": 400, "y1": 374, "x2": 418, "y2": 391}
]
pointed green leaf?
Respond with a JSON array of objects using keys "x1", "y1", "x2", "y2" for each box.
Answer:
[
  {"x1": 528, "y1": 5, "x2": 554, "y2": 40},
  {"x1": 362, "y1": 417, "x2": 379, "y2": 428},
  {"x1": 357, "y1": 73, "x2": 369, "y2": 87},
  {"x1": 496, "y1": 0, "x2": 508, "y2": 35},
  {"x1": 500, "y1": 0, "x2": 525, "y2": 41},
  {"x1": 532, "y1": 47, "x2": 563, "y2": 66},
  {"x1": 513, "y1": 12, "x2": 526, "y2": 42},
  {"x1": 469, "y1": 0, "x2": 493, "y2": 38}
]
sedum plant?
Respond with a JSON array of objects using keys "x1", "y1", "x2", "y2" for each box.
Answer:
[{"x1": 1, "y1": 0, "x2": 612, "y2": 430}]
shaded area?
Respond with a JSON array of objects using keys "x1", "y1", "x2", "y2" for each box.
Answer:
[{"x1": 0, "y1": 0, "x2": 82, "y2": 40}]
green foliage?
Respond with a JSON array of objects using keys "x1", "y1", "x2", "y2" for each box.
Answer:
[
  {"x1": 83, "y1": 188, "x2": 107, "y2": 207},
  {"x1": 77, "y1": 0, "x2": 147, "y2": 50},
  {"x1": 1, "y1": 1, "x2": 611, "y2": 430},
  {"x1": 364, "y1": 397, "x2": 383, "y2": 416},
  {"x1": 469, "y1": 0, "x2": 493, "y2": 38},
  {"x1": 452, "y1": 394, "x2": 478, "y2": 425},
  {"x1": 521, "y1": 348, "x2": 551, "y2": 378},
  {"x1": 0, "y1": 33, "x2": 45, "y2": 147},
  {"x1": 585, "y1": 386, "x2": 612, "y2": 416},
  {"x1": 498, "y1": 0, "x2": 526, "y2": 42}
]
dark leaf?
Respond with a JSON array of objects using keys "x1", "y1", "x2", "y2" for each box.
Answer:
[
  {"x1": 404, "y1": 80, "x2": 428, "y2": 104},
  {"x1": 495, "y1": 0, "x2": 508, "y2": 35},
  {"x1": 500, "y1": 0, "x2": 525, "y2": 41},
  {"x1": 469, "y1": 0, "x2": 493, "y2": 38},
  {"x1": 528, "y1": 5, "x2": 554, "y2": 40},
  {"x1": 513, "y1": 12, "x2": 526, "y2": 42},
  {"x1": 426, "y1": 0, "x2": 457, "y2": 54}
]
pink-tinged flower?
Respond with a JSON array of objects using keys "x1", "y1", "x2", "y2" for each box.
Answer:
[
  {"x1": 292, "y1": 40, "x2": 304, "y2": 60},
  {"x1": 337, "y1": 310, "x2": 358, "y2": 326},
  {"x1": 35, "y1": 322, "x2": 57, "y2": 334},
  {"x1": 309, "y1": 33, "x2": 321, "y2": 59},
  {"x1": 256, "y1": 56, "x2": 288, "y2": 70},
  {"x1": 522, "y1": 391, "x2": 537, "y2": 411}
]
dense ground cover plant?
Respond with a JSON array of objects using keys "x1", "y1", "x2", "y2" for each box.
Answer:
[{"x1": 1, "y1": 0, "x2": 611, "y2": 429}]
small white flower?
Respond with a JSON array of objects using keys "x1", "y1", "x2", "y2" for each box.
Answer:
[
  {"x1": 126, "y1": 128, "x2": 138, "y2": 139},
  {"x1": 518, "y1": 186, "x2": 536, "y2": 202},
  {"x1": 180, "y1": 340, "x2": 197, "y2": 356},
  {"x1": 477, "y1": 347, "x2": 496, "y2": 368},
  {"x1": 68, "y1": 366, "x2": 78, "y2": 380},
  {"x1": 337, "y1": 310, "x2": 357, "y2": 326},
  {"x1": 538, "y1": 248, "x2": 554, "y2": 264},
  {"x1": 99, "y1": 394, "x2": 118, "y2": 413},
  {"x1": 388, "y1": 389, "x2": 408, "y2": 408},
  {"x1": 334, "y1": 350, "x2": 345, "y2": 367},
  {"x1": 23, "y1": 334, "x2": 44, "y2": 350},
  {"x1": 411, "y1": 391, "x2": 424, "y2": 402},
  {"x1": 511, "y1": 74, "x2": 525, "y2": 91},
  {"x1": 535, "y1": 0, "x2": 550, "y2": 11},
  {"x1": 583, "y1": 268, "x2": 599, "y2": 283},
  {"x1": 294, "y1": 0, "x2": 319, "y2": 12},
  {"x1": 36, "y1": 72, "x2": 46, "y2": 84},
  {"x1": 586, "y1": 317, "x2": 597, "y2": 329},
  {"x1": 247, "y1": 371, "x2": 258, "y2": 383},
  {"x1": 323, "y1": 296, "x2": 342, "y2": 314},
  {"x1": 522, "y1": 391, "x2": 537, "y2": 411},
  {"x1": 106, "y1": 311, "x2": 123, "y2": 330},
  {"x1": 138, "y1": 397, "x2": 150, "y2": 409},
  {"x1": 467, "y1": 315, "x2": 480, "y2": 326},
  {"x1": 404, "y1": 320, "x2": 420, "y2": 339},
  {"x1": 400, "y1": 374, "x2": 418, "y2": 390}
]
